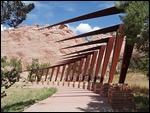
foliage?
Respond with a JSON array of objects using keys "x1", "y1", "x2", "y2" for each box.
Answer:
[
  {"x1": 1, "y1": 56, "x2": 22, "y2": 98},
  {"x1": 131, "y1": 84, "x2": 149, "y2": 112},
  {"x1": 115, "y1": 1, "x2": 149, "y2": 53},
  {"x1": 115, "y1": 1, "x2": 149, "y2": 76},
  {"x1": 26, "y1": 58, "x2": 50, "y2": 82},
  {"x1": 129, "y1": 53, "x2": 149, "y2": 77},
  {"x1": 26, "y1": 58, "x2": 40, "y2": 71},
  {"x1": 1, "y1": 1, "x2": 35, "y2": 27},
  {"x1": 1, "y1": 86, "x2": 57, "y2": 112}
]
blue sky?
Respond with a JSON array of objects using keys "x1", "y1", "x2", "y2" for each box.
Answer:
[{"x1": 2, "y1": 1, "x2": 123, "y2": 34}]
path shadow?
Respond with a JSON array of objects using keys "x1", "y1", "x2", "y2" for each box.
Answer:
[
  {"x1": 76, "y1": 95, "x2": 113, "y2": 112},
  {"x1": 1, "y1": 100, "x2": 36, "y2": 112}
]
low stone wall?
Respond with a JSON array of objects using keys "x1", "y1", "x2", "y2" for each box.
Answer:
[
  {"x1": 93, "y1": 83, "x2": 103, "y2": 94},
  {"x1": 108, "y1": 83, "x2": 134, "y2": 112},
  {"x1": 100, "y1": 83, "x2": 111, "y2": 97}
]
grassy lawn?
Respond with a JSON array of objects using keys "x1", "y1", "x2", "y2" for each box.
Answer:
[{"x1": 1, "y1": 85, "x2": 57, "y2": 112}]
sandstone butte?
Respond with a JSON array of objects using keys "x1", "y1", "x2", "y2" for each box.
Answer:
[
  {"x1": 1, "y1": 24, "x2": 143, "y2": 71},
  {"x1": 1, "y1": 24, "x2": 89, "y2": 70}
]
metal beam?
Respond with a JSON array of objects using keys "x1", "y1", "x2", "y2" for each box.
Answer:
[
  {"x1": 108, "y1": 25, "x2": 124, "y2": 83},
  {"x1": 60, "y1": 65, "x2": 66, "y2": 81},
  {"x1": 41, "y1": 7, "x2": 123, "y2": 29},
  {"x1": 61, "y1": 38, "x2": 109, "y2": 49},
  {"x1": 82, "y1": 54, "x2": 92, "y2": 81},
  {"x1": 55, "y1": 66, "x2": 60, "y2": 81},
  {"x1": 29, "y1": 70, "x2": 33, "y2": 81},
  {"x1": 66, "y1": 63, "x2": 72, "y2": 81},
  {"x1": 63, "y1": 51, "x2": 94, "y2": 59},
  {"x1": 88, "y1": 51, "x2": 98, "y2": 82},
  {"x1": 58, "y1": 25, "x2": 119, "y2": 42},
  {"x1": 77, "y1": 58, "x2": 85, "y2": 81},
  {"x1": 63, "y1": 45, "x2": 104, "y2": 56},
  {"x1": 71, "y1": 61, "x2": 78, "y2": 81},
  {"x1": 50, "y1": 67, "x2": 55, "y2": 81},
  {"x1": 94, "y1": 45, "x2": 106, "y2": 82},
  {"x1": 35, "y1": 69, "x2": 39, "y2": 82},
  {"x1": 100, "y1": 37, "x2": 115, "y2": 83},
  {"x1": 39, "y1": 69, "x2": 44, "y2": 81},
  {"x1": 45, "y1": 68, "x2": 49, "y2": 81},
  {"x1": 119, "y1": 43, "x2": 134, "y2": 83}
]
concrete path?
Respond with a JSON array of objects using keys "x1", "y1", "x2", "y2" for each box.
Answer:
[{"x1": 24, "y1": 85, "x2": 113, "y2": 112}]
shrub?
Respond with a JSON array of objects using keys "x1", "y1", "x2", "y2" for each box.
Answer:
[
  {"x1": 26, "y1": 58, "x2": 50, "y2": 82},
  {"x1": 1, "y1": 56, "x2": 22, "y2": 98}
]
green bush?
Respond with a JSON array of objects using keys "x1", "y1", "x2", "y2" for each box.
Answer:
[
  {"x1": 129, "y1": 54, "x2": 149, "y2": 77},
  {"x1": 1, "y1": 56, "x2": 22, "y2": 98},
  {"x1": 26, "y1": 58, "x2": 50, "y2": 82}
]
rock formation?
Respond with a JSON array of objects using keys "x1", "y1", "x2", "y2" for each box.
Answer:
[{"x1": 1, "y1": 24, "x2": 88, "y2": 70}]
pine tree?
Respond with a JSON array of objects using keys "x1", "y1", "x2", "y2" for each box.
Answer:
[
  {"x1": 1, "y1": 1, "x2": 35, "y2": 27},
  {"x1": 115, "y1": 1, "x2": 149, "y2": 53},
  {"x1": 115, "y1": 1, "x2": 149, "y2": 77}
]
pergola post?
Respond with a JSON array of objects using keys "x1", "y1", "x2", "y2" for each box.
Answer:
[
  {"x1": 60, "y1": 65, "x2": 66, "y2": 81},
  {"x1": 100, "y1": 37, "x2": 115, "y2": 83},
  {"x1": 94, "y1": 45, "x2": 106, "y2": 82},
  {"x1": 108, "y1": 25, "x2": 124, "y2": 83},
  {"x1": 119, "y1": 43, "x2": 134, "y2": 83},
  {"x1": 50, "y1": 67, "x2": 55, "y2": 81}
]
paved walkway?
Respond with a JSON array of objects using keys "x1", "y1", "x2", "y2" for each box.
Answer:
[{"x1": 24, "y1": 85, "x2": 113, "y2": 112}]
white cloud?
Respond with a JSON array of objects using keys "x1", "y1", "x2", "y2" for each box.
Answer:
[
  {"x1": 66, "y1": 24, "x2": 77, "y2": 34},
  {"x1": 1, "y1": 24, "x2": 13, "y2": 31},
  {"x1": 92, "y1": 27, "x2": 101, "y2": 31},
  {"x1": 67, "y1": 23, "x2": 100, "y2": 34},
  {"x1": 76, "y1": 23, "x2": 92, "y2": 33}
]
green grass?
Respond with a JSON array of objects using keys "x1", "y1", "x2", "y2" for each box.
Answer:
[
  {"x1": 1, "y1": 86, "x2": 57, "y2": 112},
  {"x1": 132, "y1": 85, "x2": 149, "y2": 112},
  {"x1": 134, "y1": 93, "x2": 149, "y2": 112}
]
